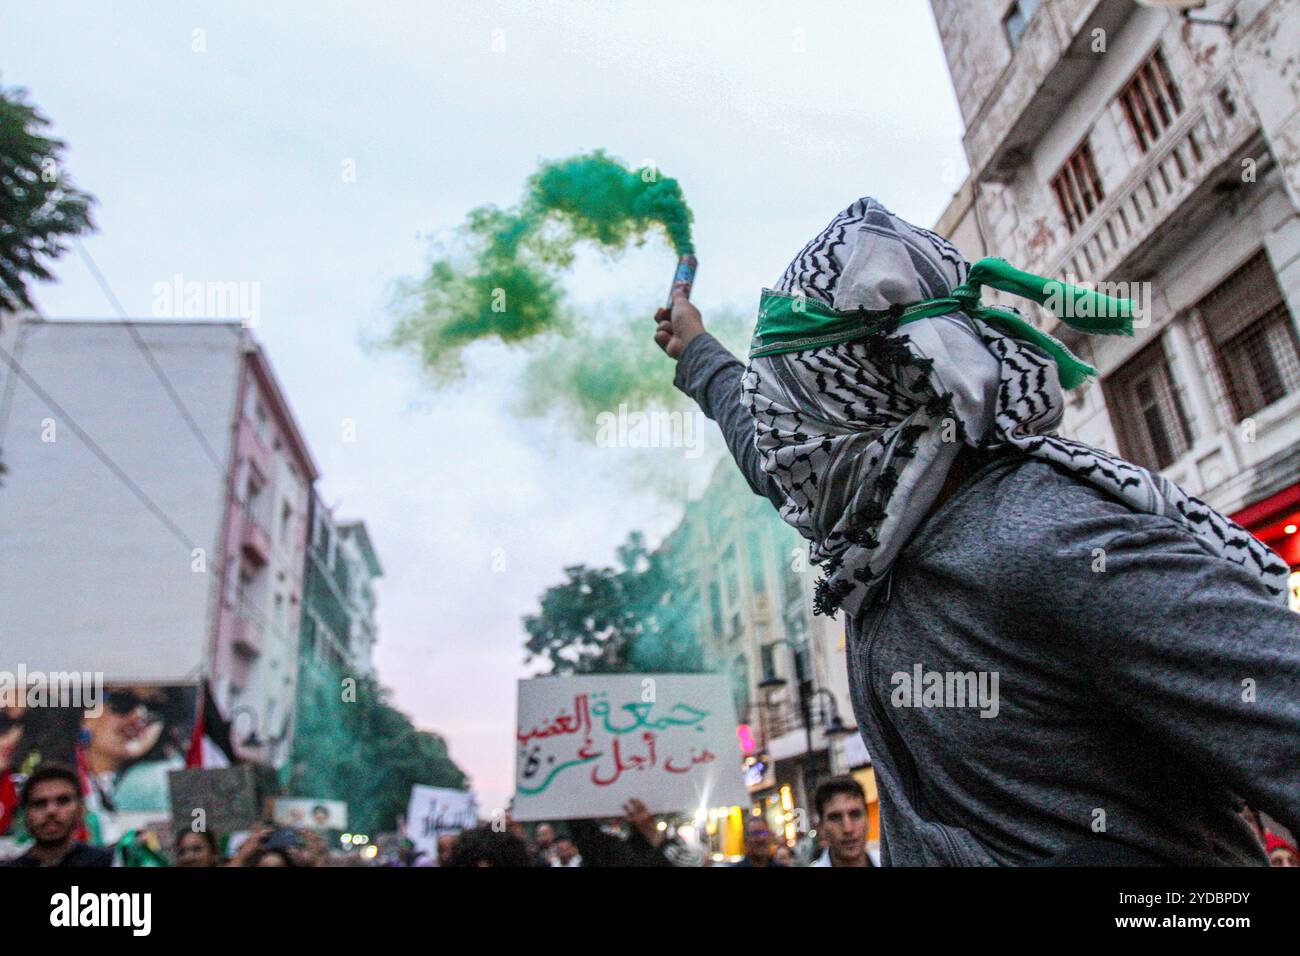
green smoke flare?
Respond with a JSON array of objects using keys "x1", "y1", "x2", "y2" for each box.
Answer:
[
  {"x1": 527, "y1": 151, "x2": 693, "y2": 257},
  {"x1": 388, "y1": 150, "x2": 693, "y2": 380}
]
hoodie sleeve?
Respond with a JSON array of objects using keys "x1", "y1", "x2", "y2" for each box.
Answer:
[
  {"x1": 1054, "y1": 517, "x2": 1300, "y2": 840},
  {"x1": 673, "y1": 333, "x2": 786, "y2": 511}
]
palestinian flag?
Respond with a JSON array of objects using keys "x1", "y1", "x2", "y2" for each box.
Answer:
[
  {"x1": 185, "y1": 682, "x2": 238, "y2": 768},
  {"x1": 0, "y1": 770, "x2": 17, "y2": 836}
]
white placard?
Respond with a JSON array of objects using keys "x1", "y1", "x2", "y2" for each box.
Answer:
[
  {"x1": 406, "y1": 785, "x2": 478, "y2": 861},
  {"x1": 513, "y1": 674, "x2": 748, "y2": 821},
  {"x1": 272, "y1": 797, "x2": 348, "y2": 831}
]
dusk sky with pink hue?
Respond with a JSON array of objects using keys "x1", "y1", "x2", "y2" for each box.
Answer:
[{"x1": 3, "y1": 0, "x2": 964, "y2": 811}]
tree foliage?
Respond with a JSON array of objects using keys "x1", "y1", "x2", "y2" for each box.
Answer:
[
  {"x1": 0, "y1": 84, "x2": 96, "y2": 311},
  {"x1": 523, "y1": 530, "x2": 703, "y2": 675},
  {"x1": 288, "y1": 666, "x2": 468, "y2": 834}
]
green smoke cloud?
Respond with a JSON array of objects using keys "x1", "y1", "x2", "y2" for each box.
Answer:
[
  {"x1": 513, "y1": 306, "x2": 751, "y2": 432},
  {"x1": 387, "y1": 150, "x2": 693, "y2": 381},
  {"x1": 526, "y1": 151, "x2": 694, "y2": 257}
]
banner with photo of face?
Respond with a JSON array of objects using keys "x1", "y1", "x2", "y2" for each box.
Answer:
[
  {"x1": 0, "y1": 681, "x2": 197, "y2": 840},
  {"x1": 273, "y1": 797, "x2": 348, "y2": 831}
]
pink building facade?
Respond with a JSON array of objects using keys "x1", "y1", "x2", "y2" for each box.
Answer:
[{"x1": 210, "y1": 340, "x2": 320, "y2": 770}]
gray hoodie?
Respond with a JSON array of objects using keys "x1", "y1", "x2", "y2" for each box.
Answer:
[{"x1": 676, "y1": 332, "x2": 1300, "y2": 866}]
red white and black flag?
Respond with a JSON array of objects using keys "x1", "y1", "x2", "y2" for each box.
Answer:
[{"x1": 185, "y1": 681, "x2": 238, "y2": 769}]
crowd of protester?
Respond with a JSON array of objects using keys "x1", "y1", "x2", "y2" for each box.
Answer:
[{"x1": 3, "y1": 762, "x2": 1297, "y2": 868}]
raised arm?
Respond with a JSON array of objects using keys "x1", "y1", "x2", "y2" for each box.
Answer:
[{"x1": 654, "y1": 294, "x2": 785, "y2": 511}]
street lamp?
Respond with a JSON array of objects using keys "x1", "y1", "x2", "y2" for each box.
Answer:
[
  {"x1": 825, "y1": 713, "x2": 855, "y2": 738},
  {"x1": 808, "y1": 687, "x2": 856, "y2": 739},
  {"x1": 757, "y1": 637, "x2": 831, "y2": 811}
]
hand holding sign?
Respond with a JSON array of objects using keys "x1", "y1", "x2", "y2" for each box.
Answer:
[{"x1": 513, "y1": 674, "x2": 747, "y2": 821}]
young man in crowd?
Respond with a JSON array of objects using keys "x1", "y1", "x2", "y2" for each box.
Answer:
[
  {"x1": 812, "y1": 776, "x2": 874, "y2": 867},
  {"x1": 733, "y1": 815, "x2": 784, "y2": 867},
  {"x1": 3, "y1": 764, "x2": 112, "y2": 867},
  {"x1": 532, "y1": 821, "x2": 557, "y2": 866},
  {"x1": 551, "y1": 836, "x2": 582, "y2": 867}
]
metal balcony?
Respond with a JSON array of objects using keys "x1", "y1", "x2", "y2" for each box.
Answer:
[
  {"x1": 965, "y1": 0, "x2": 1135, "y2": 182},
  {"x1": 1036, "y1": 89, "x2": 1261, "y2": 335},
  {"x1": 232, "y1": 607, "x2": 263, "y2": 657},
  {"x1": 241, "y1": 508, "x2": 272, "y2": 566}
]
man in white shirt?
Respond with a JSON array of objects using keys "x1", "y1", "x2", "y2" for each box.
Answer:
[
  {"x1": 552, "y1": 836, "x2": 582, "y2": 867},
  {"x1": 811, "y1": 776, "x2": 875, "y2": 867}
]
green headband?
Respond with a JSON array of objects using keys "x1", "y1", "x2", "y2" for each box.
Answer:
[{"x1": 749, "y1": 257, "x2": 1135, "y2": 389}]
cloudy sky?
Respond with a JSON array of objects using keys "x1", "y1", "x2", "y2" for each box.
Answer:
[{"x1": 3, "y1": 0, "x2": 965, "y2": 811}]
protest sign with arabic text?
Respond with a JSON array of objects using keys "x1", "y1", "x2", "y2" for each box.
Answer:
[{"x1": 513, "y1": 674, "x2": 747, "y2": 821}]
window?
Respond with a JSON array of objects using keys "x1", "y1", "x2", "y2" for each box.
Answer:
[
  {"x1": 708, "y1": 582, "x2": 723, "y2": 639},
  {"x1": 722, "y1": 544, "x2": 739, "y2": 606},
  {"x1": 223, "y1": 556, "x2": 238, "y2": 604},
  {"x1": 1003, "y1": 0, "x2": 1041, "y2": 51},
  {"x1": 1199, "y1": 251, "x2": 1300, "y2": 420},
  {"x1": 1051, "y1": 138, "x2": 1106, "y2": 234},
  {"x1": 731, "y1": 655, "x2": 751, "y2": 719},
  {"x1": 245, "y1": 473, "x2": 261, "y2": 507},
  {"x1": 1107, "y1": 337, "x2": 1194, "y2": 470},
  {"x1": 1217, "y1": 87, "x2": 1238, "y2": 119},
  {"x1": 316, "y1": 520, "x2": 332, "y2": 561},
  {"x1": 782, "y1": 545, "x2": 803, "y2": 608},
  {"x1": 1118, "y1": 47, "x2": 1184, "y2": 153},
  {"x1": 747, "y1": 532, "x2": 766, "y2": 595},
  {"x1": 794, "y1": 645, "x2": 814, "y2": 727},
  {"x1": 786, "y1": 608, "x2": 808, "y2": 643},
  {"x1": 760, "y1": 644, "x2": 777, "y2": 682},
  {"x1": 236, "y1": 567, "x2": 254, "y2": 607}
]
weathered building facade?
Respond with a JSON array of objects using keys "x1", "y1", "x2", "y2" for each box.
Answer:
[{"x1": 931, "y1": 0, "x2": 1300, "y2": 607}]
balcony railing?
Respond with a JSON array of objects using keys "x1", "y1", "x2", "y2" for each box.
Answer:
[
  {"x1": 965, "y1": 0, "x2": 1130, "y2": 181},
  {"x1": 1036, "y1": 89, "x2": 1258, "y2": 333},
  {"x1": 232, "y1": 605, "x2": 263, "y2": 657},
  {"x1": 239, "y1": 418, "x2": 271, "y2": 485},
  {"x1": 241, "y1": 506, "x2": 272, "y2": 566}
]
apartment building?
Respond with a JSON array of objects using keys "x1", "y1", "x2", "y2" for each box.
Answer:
[
  {"x1": 0, "y1": 317, "x2": 318, "y2": 778},
  {"x1": 930, "y1": 0, "x2": 1300, "y2": 607},
  {"x1": 300, "y1": 492, "x2": 383, "y2": 681},
  {"x1": 658, "y1": 460, "x2": 870, "y2": 835}
]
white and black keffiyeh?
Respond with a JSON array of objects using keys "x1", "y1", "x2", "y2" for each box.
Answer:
[{"x1": 741, "y1": 198, "x2": 1290, "y2": 618}]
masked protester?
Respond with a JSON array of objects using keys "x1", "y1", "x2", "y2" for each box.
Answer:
[{"x1": 656, "y1": 197, "x2": 1300, "y2": 866}]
